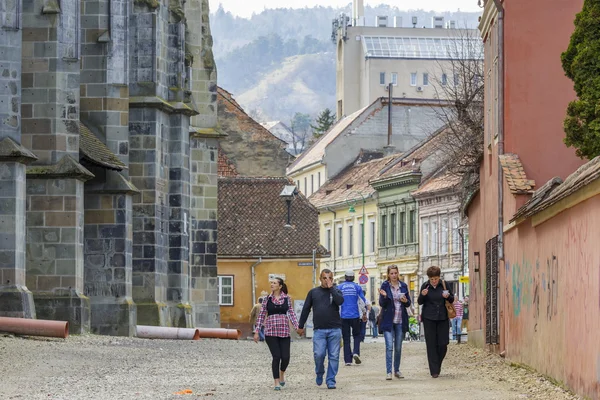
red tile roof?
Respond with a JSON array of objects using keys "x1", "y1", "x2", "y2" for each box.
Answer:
[
  {"x1": 217, "y1": 147, "x2": 238, "y2": 177},
  {"x1": 510, "y1": 156, "x2": 600, "y2": 223},
  {"x1": 218, "y1": 177, "x2": 326, "y2": 257},
  {"x1": 499, "y1": 153, "x2": 535, "y2": 194},
  {"x1": 309, "y1": 152, "x2": 396, "y2": 209}
]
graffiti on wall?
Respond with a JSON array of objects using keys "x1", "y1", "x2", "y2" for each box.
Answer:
[{"x1": 509, "y1": 254, "x2": 559, "y2": 325}]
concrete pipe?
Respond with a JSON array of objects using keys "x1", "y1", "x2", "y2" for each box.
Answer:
[
  {"x1": 0, "y1": 317, "x2": 69, "y2": 338},
  {"x1": 136, "y1": 325, "x2": 201, "y2": 340},
  {"x1": 196, "y1": 328, "x2": 241, "y2": 340}
]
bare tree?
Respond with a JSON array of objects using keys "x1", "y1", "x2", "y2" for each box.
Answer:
[{"x1": 427, "y1": 28, "x2": 485, "y2": 202}]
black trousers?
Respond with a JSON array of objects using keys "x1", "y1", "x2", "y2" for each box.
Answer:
[
  {"x1": 341, "y1": 318, "x2": 361, "y2": 364},
  {"x1": 265, "y1": 336, "x2": 291, "y2": 379},
  {"x1": 423, "y1": 318, "x2": 450, "y2": 376}
]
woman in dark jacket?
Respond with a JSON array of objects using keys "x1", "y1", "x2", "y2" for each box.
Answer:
[
  {"x1": 417, "y1": 266, "x2": 454, "y2": 378},
  {"x1": 379, "y1": 265, "x2": 411, "y2": 380}
]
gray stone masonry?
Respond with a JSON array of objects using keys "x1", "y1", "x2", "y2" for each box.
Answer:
[
  {"x1": 0, "y1": 0, "x2": 37, "y2": 318},
  {"x1": 83, "y1": 168, "x2": 137, "y2": 336},
  {"x1": 189, "y1": 136, "x2": 219, "y2": 327}
]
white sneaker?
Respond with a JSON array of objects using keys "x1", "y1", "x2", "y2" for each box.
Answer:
[
  {"x1": 345, "y1": 363, "x2": 352, "y2": 366},
  {"x1": 386, "y1": 373, "x2": 392, "y2": 380},
  {"x1": 353, "y1": 354, "x2": 361, "y2": 364},
  {"x1": 394, "y1": 372, "x2": 404, "y2": 379}
]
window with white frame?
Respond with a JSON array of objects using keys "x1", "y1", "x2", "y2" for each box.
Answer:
[
  {"x1": 454, "y1": 74, "x2": 460, "y2": 86},
  {"x1": 423, "y1": 221, "x2": 430, "y2": 256},
  {"x1": 399, "y1": 212, "x2": 406, "y2": 244},
  {"x1": 311, "y1": 175, "x2": 314, "y2": 195},
  {"x1": 442, "y1": 73, "x2": 447, "y2": 86},
  {"x1": 304, "y1": 177, "x2": 307, "y2": 194},
  {"x1": 431, "y1": 220, "x2": 438, "y2": 255},
  {"x1": 441, "y1": 217, "x2": 448, "y2": 255},
  {"x1": 360, "y1": 222, "x2": 364, "y2": 254},
  {"x1": 390, "y1": 213, "x2": 397, "y2": 245},
  {"x1": 452, "y1": 216, "x2": 460, "y2": 252},
  {"x1": 381, "y1": 214, "x2": 388, "y2": 247},
  {"x1": 318, "y1": 172, "x2": 321, "y2": 188},
  {"x1": 218, "y1": 276, "x2": 233, "y2": 305},
  {"x1": 380, "y1": 72, "x2": 386, "y2": 85},
  {"x1": 423, "y1": 72, "x2": 429, "y2": 86},
  {"x1": 337, "y1": 225, "x2": 343, "y2": 257},
  {"x1": 409, "y1": 210, "x2": 416, "y2": 242},
  {"x1": 326, "y1": 227, "x2": 332, "y2": 252},
  {"x1": 370, "y1": 220, "x2": 376, "y2": 253},
  {"x1": 391, "y1": 72, "x2": 398, "y2": 86},
  {"x1": 348, "y1": 224, "x2": 354, "y2": 256},
  {"x1": 410, "y1": 72, "x2": 417, "y2": 86}
]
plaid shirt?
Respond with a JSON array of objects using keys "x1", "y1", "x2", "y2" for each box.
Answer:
[
  {"x1": 255, "y1": 294, "x2": 299, "y2": 338},
  {"x1": 391, "y1": 284, "x2": 403, "y2": 325},
  {"x1": 453, "y1": 301, "x2": 464, "y2": 318}
]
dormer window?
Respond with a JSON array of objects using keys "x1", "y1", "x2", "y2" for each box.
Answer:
[
  {"x1": 346, "y1": 184, "x2": 354, "y2": 190},
  {"x1": 326, "y1": 190, "x2": 333, "y2": 196}
]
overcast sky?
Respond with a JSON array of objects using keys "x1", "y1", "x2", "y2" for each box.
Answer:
[{"x1": 209, "y1": 0, "x2": 482, "y2": 18}]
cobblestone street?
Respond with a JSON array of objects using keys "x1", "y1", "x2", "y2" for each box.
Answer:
[{"x1": 0, "y1": 335, "x2": 580, "y2": 400}]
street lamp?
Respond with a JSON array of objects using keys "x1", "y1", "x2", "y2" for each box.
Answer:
[{"x1": 346, "y1": 191, "x2": 366, "y2": 272}]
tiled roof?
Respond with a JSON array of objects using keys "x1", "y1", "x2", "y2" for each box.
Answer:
[
  {"x1": 499, "y1": 153, "x2": 535, "y2": 194},
  {"x1": 412, "y1": 169, "x2": 461, "y2": 197},
  {"x1": 218, "y1": 177, "x2": 326, "y2": 257},
  {"x1": 79, "y1": 122, "x2": 126, "y2": 170},
  {"x1": 217, "y1": 147, "x2": 238, "y2": 177},
  {"x1": 510, "y1": 156, "x2": 600, "y2": 223},
  {"x1": 286, "y1": 106, "x2": 368, "y2": 175},
  {"x1": 309, "y1": 153, "x2": 395, "y2": 209},
  {"x1": 373, "y1": 127, "x2": 447, "y2": 183}
]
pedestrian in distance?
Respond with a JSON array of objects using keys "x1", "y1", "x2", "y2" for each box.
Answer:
[
  {"x1": 254, "y1": 277, "x2": 299, "y2": 391},
  {"x1": 452, "y1": 294, "x2": 464, "y2": 341},
  {"x1": 338, "y1": 269, "x2": 368, "y2": 366},
  {"x1": 249, "y1": 297, "x2": 265, "y2": 341},
  {"x1": 369, "y1": 301, "x2": 379, "y2": 338},
  {"x1": 297, "y1": 269, "x2": 344, "y2": 390},
  {"x1": 417, "y1": 266, "x2": 455, "y2": 378},
  {"x1": 379, "y1": 265, "x2": 411, "y2": 380}
]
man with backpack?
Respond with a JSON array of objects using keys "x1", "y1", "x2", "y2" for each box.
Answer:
[{"x1": 338, "y1": 270, "x2": 368, "y2": 366}]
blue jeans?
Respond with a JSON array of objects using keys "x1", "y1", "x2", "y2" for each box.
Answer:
[
  {"x1": 383, "y1": 323, "x2": 404, "y2": 374},
  {"x1": 452, "y1": 317, "x2": 463, "y2": 339},
  {"x1": 370, "y1": 320, "x2": 379, "y2": 338},
  {"x1": 313, "y1": 328, "x2": 342, "y2": 388}
]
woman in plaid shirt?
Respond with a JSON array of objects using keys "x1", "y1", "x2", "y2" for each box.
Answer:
[{"x1": 254, "y1": 277, "x2": 299, "y2": 391}]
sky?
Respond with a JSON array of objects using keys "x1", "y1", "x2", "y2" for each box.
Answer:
[{"x1": 209, "y1": 0, "x2": 482, "y2": 19}]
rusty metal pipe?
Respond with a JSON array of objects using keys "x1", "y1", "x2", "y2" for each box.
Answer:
[
  {"x1": 196, "y1": 328, "x2": 241, "y2": 340},
  {"x1": 136, "y1": 325, "x2": 200, "y2": 340},
  {"x1": 0, "y1": 317, "x2": 69, "y2": 338}
]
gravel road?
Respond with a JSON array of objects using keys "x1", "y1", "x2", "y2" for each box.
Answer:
[{"x1": 0, "y1": 334, "x2": 580, "y2": 400}]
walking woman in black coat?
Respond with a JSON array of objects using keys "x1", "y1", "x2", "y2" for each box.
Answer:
[{"x1": 417, "y1": 266, "x2": 454, "y2": 378}]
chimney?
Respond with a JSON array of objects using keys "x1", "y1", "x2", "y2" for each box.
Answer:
[{"x1": 353, "y1": 0, "x2": 365, "y2": 26}]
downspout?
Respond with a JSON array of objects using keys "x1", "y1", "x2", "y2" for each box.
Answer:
[
  {"x1": 251, "y1": 257, "x2": 262, "y2": 305},
  {"x1": 493, "y1": 0, "x2": 504, "y2": 261},
  {"x1": 326, "y1": 207, "x2": 337, "y2": 275}
]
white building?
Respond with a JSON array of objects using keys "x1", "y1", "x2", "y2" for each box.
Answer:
[{"x1": 334, "y1": 0, "x2": 481, "y2": 118}]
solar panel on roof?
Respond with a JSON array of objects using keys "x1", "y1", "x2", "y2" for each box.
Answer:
[{"x1": 362, "y1": 36, "x2": 483, "y2": 60}]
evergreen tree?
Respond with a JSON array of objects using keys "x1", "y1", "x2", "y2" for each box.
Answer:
[
  {"x1": 561, "y1": 0, "x2": 600, "y2": 159},
  {"x1": 311, "y1": 108, "x2": 336, "y2": 138}
]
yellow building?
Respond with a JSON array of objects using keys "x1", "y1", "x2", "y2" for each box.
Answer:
[
  {"x1": 310, "y1": 151, "x2": 396, "y2": 303},
  {"x1": 217, "y1": 177, "x2": 326, "y2": 337}
]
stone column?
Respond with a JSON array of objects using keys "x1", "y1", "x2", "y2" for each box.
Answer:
[
  {"x1": 84, "y1": 171, "x2": 138, "y2": 336},
  {"x1": 22, "y1": 0, "x2": 91, "y2": 333},
  {"x1": 167, "y1": 114, "x2": 192, "y2": 327},
  {"x1": 185, "y1": 0, "x2": 220, "y2": 327},
  {"x1": 0, "y1": 0, "x2": 39, "y2": 318}
]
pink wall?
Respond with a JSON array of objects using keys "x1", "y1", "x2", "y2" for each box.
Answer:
[
  {"x1": 504, "y1": 196, "x2": 600, "y2": 399},
  {"x1": 504, "y1": 0, "x2": 585, "y2": 184}
]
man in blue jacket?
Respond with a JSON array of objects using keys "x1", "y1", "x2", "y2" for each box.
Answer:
[{"x1": 338, "y1": 270, "x2": 367, "y2": 366}]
